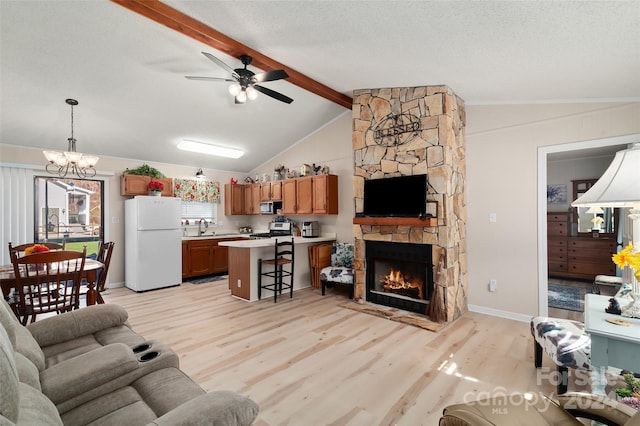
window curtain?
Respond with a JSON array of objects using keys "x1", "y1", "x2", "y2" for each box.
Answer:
[
  {"x1": 0, "y1": 166, "x2": 34, "y2": 264},
  {"x1": 173, "y1": 179, "x2": 220, "y2": 203}
]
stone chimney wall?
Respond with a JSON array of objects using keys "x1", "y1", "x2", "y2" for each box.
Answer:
[{"x1": 352, "y1": 85, "x2": 467, "y2": 323}]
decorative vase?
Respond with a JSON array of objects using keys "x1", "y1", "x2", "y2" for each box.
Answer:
[{"x1": 150, "y1": 191, "x2": 161, "y2": 197}]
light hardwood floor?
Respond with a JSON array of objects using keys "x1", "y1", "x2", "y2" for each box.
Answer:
[{"x1": 102, "y1": 281, "x2": 588, "y2": 425}]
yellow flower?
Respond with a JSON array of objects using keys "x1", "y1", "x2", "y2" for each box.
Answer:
[
  {"x1": 591, "y1": 216, "x2": 604, "y2": 224},
  {"x1": 613, "y1": 242, "x2": 640, "y2": 278}
]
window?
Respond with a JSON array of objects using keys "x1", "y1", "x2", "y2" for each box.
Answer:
[
  {"x1": 34, "y1": 177, "x2": 104, "y2": 258},
  {"x1": 181, "y1": 201, "x2": 218, "y2": 224}
]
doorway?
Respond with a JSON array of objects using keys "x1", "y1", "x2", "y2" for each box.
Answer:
[{"x1": 537, "y1": 134, "x2": 638, "y2": 317}]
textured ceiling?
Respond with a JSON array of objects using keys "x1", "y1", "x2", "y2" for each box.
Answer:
[{"x1": 1, "y1": 1, "x2": 638, "y2": 173}]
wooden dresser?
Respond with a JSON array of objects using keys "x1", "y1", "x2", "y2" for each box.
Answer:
[{"x1": 547, "y1": 212, "x2": 617, "y2": 280}]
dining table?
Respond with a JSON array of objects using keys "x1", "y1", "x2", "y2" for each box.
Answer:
[{"x1": 0, "y1": 258, "x2": 105, "y2": 308}]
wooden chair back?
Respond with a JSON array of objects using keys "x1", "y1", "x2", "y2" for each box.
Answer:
[
  {"x1": 10, "y1": 248, "x2": 86, "y2": 324},
  {"x1": 95, "y1": 242, "x2": 114, "y2": 303},
  {"x1": 8, "y1": 242, "x2": 65, "y2": 259}
]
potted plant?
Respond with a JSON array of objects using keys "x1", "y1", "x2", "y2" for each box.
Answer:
[
  {"x1": 123, "y1": 163, "x2": 165, "y2": 178},
  {"x1": 148, "y1": 180, "x2": 164, "y2": 196}
]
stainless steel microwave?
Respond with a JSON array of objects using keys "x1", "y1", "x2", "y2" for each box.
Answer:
[{"x1": 259, "y1": 201, "x2": 282, "y2": 214}]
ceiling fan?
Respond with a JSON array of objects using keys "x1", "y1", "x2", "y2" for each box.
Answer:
[{"x1": 186, "y1": 52, "x2": 293, "y2": 104}]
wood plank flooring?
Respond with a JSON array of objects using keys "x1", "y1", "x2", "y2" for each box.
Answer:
[{"x1": 102, "y1": 281, "x2": 588, "y2": 425}]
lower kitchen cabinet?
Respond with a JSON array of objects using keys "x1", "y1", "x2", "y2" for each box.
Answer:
[{"x1": 182, "y1": 237, "x2": 243, "y2": 279}]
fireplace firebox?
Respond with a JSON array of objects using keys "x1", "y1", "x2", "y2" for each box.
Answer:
[{"x1": 365, "y1": 241, "x2": 433, "y2": 314}]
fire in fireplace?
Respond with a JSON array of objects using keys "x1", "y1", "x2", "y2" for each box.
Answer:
[{"x1": 365, "y1": 241, "x2": 433, "y2": 314}]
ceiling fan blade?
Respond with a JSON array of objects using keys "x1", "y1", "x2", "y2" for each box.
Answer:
[
  {"x1": 185, "y1": 76, "x2": 236, "y2": 82},
  {"x1": 254, "y1": 85, "x2": 294, "y2": 104},
  {"x1": 253, "y1": 69, "x2": 289, "y2": 83},
  {"x1": 201, "y1": 52, "x2": 239, "y2": 79}
]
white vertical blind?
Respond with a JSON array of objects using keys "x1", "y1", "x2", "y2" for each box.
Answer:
[{"x1": 0, "y1": 166, "x2": 35, "y2": 264}]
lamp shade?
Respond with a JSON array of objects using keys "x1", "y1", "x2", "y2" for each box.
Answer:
[
  {"x1": 572, "y1": 143, "x2": 640, "y2": 208},
  {"x1": 586, "y1": 206, "x2": 604, "y2": 214}
]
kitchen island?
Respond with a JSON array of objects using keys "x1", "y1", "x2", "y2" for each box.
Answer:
[{"x1": 219, "y1": 234, "x2": 336, "y2": 301}]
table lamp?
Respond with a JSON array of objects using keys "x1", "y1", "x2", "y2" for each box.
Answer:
[
  {"x1": 572, "y1": 142, "x2": 640, "y2": 317},
  {"x1": 586, "y1": 206, "x2": 605, "y2": 231}
]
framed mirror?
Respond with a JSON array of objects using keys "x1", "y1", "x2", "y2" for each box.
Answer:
[{"x1": 572, "y1": 179, "x2": 617, "y2": 238}]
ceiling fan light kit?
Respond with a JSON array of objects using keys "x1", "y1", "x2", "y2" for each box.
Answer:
[
  {"x1": 186, "y1": 52, "x2": 293, "y2": 104},
  {"x1": 43, "y1": 98, "x2": 98, "y2": 178},
  {"x1": 177, "y1": 139, "x2": 244, "y2": 159}
]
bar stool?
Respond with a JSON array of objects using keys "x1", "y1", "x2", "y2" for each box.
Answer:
[{"x1": 258, "y1": 239, "x2": 294, "y2": 302}]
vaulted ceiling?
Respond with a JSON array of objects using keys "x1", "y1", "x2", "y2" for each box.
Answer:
[{"x1": 1, "y1": 1, "x2": 638, "y2": 173}]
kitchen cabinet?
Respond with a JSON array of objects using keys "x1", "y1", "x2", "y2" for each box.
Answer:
[
  {"x1": 244, "y1": 183, "x2": 261, "y2": 215},
  {"x1": 230, "y1": 175, "x2": 338, "y2": 216},
  {"x1": 187, "y1": 239, "x2": 215, "y2": 277},
  {"x1": 281, "y1": 179, "x2": 298, "y2": 215},
  {"x1": 296, "y1": 177, "x2": 314, "y2": 214},
  {"x1": 120, "y1": 174, "x2": 173, "y2": 197},
  {"x1": 182, "y1": 241, "x2": 190, "y2": 278},
  {"x1": 182, "y1": 237, "x2": 244, "y2": 278},
  {"x1": 312, "y1": 174, "x2": 338, "y2": 214},
  {"x1": 224, "y1": 184, "x2": 245, "y2": 215},
  {"x1": 261, "y1": 181, "x2": 282, "y2": 201}
]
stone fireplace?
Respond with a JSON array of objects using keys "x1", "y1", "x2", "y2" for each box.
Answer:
[{"x1": 352, "y1": 85, "x2": 467, "y2": 323}]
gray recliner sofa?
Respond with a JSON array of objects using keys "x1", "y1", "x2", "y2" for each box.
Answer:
[{"x1": 0, "y1": 298, "x2": 258, "y2": 425}]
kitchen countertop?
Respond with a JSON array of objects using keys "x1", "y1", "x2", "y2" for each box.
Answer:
[
  {"x1": 218, "y1": 234, "x2": 336, "y2": 248},
  {"x1": 181, "y1": 233, "x2": 250, "y2": 241}
]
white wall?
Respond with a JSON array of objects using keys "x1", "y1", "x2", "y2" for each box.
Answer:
[
  {"x1": 465, "y1": 102, "x2": 640, "y2": 320},
  {"x1": 245, "y1": 111, "x2": 354, "y2": 240}
]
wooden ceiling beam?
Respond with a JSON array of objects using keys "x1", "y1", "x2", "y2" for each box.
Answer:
[{"x1": 110, "y1": 0, "x2": 353, "y2": 109}]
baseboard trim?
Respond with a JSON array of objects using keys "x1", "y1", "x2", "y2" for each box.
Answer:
[{"x1": 468, "y1": 304, "x2": 532, "y2": 323}]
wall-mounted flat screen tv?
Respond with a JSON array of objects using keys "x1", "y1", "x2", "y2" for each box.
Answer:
[{"x1": 362, "y1": 174, "x2": 427, "y2": 217}]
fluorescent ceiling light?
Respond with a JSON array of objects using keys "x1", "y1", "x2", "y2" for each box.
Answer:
[{"x1": 177, "y1": 140, "x2": 244, "y2": 159}]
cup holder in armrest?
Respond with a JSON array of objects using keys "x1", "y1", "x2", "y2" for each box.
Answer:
[
  {"x1": 138, "y1": 351, "x2": 160, "y2": 362},
  {"x1": 132, "y1": 343, "x2": 152, "y2": 353}
]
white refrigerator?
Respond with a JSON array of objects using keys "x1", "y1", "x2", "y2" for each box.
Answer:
[{"x1": 125, "y1": 196, "x2": 182, "y2": 292}]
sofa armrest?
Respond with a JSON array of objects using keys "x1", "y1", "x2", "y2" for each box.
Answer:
[
  {"x1": 557, "y1": 392, "x2": 637, "y2": 425},
  {"x1": 40, "y1": 343, "x2": 138, "y2": 404},
  {"x1": 148, "y1": 391, "x2": 259, "y2": 426},
  {"x1": 27, "y1": 304, "x2": 129, "y2": 347}
]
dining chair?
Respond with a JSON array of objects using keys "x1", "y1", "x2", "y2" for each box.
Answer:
[
  {"x1": 258, "y1": 239, "x2": 294, "y2": 303},
  {"x1": 95, "y1": 241, "x2": 114, "y2": 304},
  {"x1": 8, "y1": 241, "x2": 65, "y2": 259},
  {"x1": 10, "y1": 247, "x2": 86, "y2": 324}
]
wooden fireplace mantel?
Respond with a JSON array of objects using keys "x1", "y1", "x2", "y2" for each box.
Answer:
[{"x1": 353, "y1": 217, "x2": 438, "y2": 227}]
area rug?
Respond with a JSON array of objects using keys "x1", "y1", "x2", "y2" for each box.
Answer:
[
  {"x1": 340, "y1": 301, "x2": 445, "y2": 332},
  {"x1": 548, "y1": 283, "x2": 592, "y2": 312},
  {"x1": 184, "y1": 275, "x2": 228, "y2": 285}
]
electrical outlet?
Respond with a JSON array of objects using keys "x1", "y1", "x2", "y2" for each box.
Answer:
[
  {"x1": 489, "y1": 279, "x2": 497, "y2": 292},
  {"x1": 489, "y1": 213, "x2": 497, "y2": 223},
  {"x1": 112, "y1": 216, "x2": 119, "y2": 224},
  {"x1": 237, "y1": 279, "x2": 241, "y2": 288}
]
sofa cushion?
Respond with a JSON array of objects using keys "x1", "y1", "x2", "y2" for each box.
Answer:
[
  {"x1": 16, "y1": 382, "x2": 62, "y2": 426},
  {"x1": 13, "y1": 326, "x2": 45, "y2": 372},
  {"x1": 60, "y1": 368, "x2": 207, "y2": 426},
  {"x1": 0, "y1": 325, "x2": 19, "y2": 423},
  {"x1": 14, "y1": 352, "x2": 41, "y2": 391},
  {"x1": 27, "y1": 304, "x2": 130, "y2": 348},
  {"x1": 0, "y1": 299, "x2": 17, "y2": 348},
  {"x1": 150, "y1": 391, "x2": 260, "y2": 426}
]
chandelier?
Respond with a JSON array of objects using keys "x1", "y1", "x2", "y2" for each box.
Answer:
[{"x1": 43, "y1": 99, "x2": 98, "y2": 178}]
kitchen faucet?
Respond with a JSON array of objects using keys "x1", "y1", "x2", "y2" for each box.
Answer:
[{"x1": 198, "y1": 218, "x2": 208, "y2": 236}]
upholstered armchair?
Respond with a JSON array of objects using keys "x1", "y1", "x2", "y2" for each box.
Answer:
[
  {"x1": 320, "y1": 242, "x2": 355, "y2": 299},
  {"x1": 439, "y1": 392, "x2": 640, "y2": 425}
]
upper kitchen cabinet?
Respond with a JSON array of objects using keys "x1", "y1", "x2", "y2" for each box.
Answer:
[
  {"x1": 312, "y1": 174, "x2": 338, "y2": 214},
  {"x1": 224, "y1": 184, "x2": 245, "y2": 215},
  {"x1": 120, "y1": 174, "x2": 173, "y2": 197},
  {"x1": 244, "y1": 183, "x2": 261, "y2": 215},
  {"x1": 261, "y1": 181, "x2": 282, "y2": 201},
  {"x1": 280, "y1": 174, "x2": 338, "y2": 215}
]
